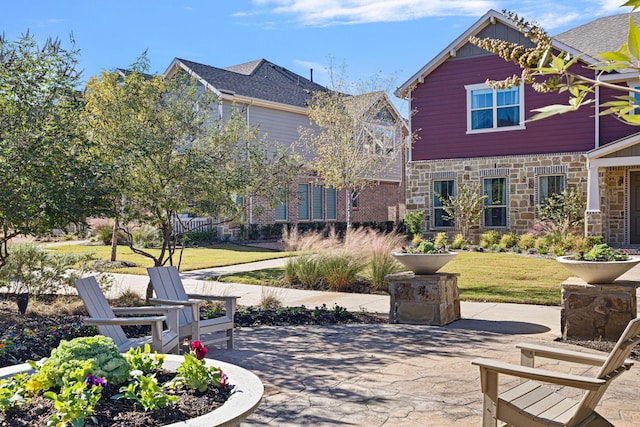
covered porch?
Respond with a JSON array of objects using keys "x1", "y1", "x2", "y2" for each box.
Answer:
[{"x1": 585, "y1": 132, "x2": 640, "y2": 246}]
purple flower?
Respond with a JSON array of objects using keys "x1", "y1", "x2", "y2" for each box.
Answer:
[{"x1": 85, "y1": 374, "x2": 107, "y2": 388}]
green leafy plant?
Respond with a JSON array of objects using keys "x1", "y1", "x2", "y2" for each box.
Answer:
[
  {"x1": 480, "y1": 231, "x2": 500, "y2": 249},
  {"x1": 30, "y1": 336, "x2": 131, "y2": 391},
  {"x1": 113, "y1": 369, "x2": 177, "y2": 411},
  {"x1": 574, "y1": 244, "x2": 630, "y2": 261},
  {"x1": 450, "y1": 233, "x2": 468, "y2": 250},
  {"x1": 123, "y1": 344, "x2": 165, "y2": 373},
  {"x1": 499, "y1": 233, "x2": 518, "y2": 250},
  {"x1": 0, "y1": 373, "x2": 29, "y2": 411},
  {"x1": 44, "y1": 368, "x2": 104, "y2": 427},
  {"x1": 403, "y1": 210, "x2": 425, "y2": 240},
  {"x1": 400, "y1": 239, "x2": 449, "y2": 254},
  {"x1": 169, "y1": 341, "x2": 224, "y2": 393}
]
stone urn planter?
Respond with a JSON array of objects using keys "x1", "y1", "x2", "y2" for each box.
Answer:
[
  {"x1": 391, "y1": 252, "x2": 458, "y2": 275},
  {"x1": 0, "y1": 354, "x2": 264, "y2": 427},
  {"x1": 556, "y1": 256, "x2": 640, "y2": 284}
]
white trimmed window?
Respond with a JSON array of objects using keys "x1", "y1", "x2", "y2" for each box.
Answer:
[
  {"x1": 433, "y1": 180, "x2": 455, "y2": 228},
  {"x1": 630, "y1": 84, "x2": 640, "y2": 113},
  {"x1": 538, "y1": 175, "x2": 565, "y2": 206},
  {"x1": 466, "y1": 84, "x2": 524, "y2": 133},
  {"x1": 483, "y1": 177, "x2": 507, "y2": 228}
]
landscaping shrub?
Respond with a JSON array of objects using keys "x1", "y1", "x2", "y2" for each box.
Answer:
[
  {"x1": 0, "y1": 243, "x2": 110, "y2": 296},
  {"x1": 450, "y1": 233, "x2": 467, "y2": 250},
  {"x1": 480, "y1": 230, "x2": 500, "y2": 248},
  {"x1": 318, "y1": 254, "x2": 364, "y2": 291},
  {"x1": 368, "y1": 253, "x2": 401, "y2": 291},
  {"x1": 434, "y1": 232, "x2": 448, "y2": 248},
  {"x1": 132, "y1": 224, "x2": 159, "y2": 248},
  {"x1": 183, "y1": 229, "x2": 218, "y2": 245},
  {"x1": 286, "y1": 255, "x2": 324, "y2": 288},
  {"x1": 536, "y1": 237, "x2": 550, "y2": 254},
  {"x1": 583, "y1": 235, "x2": 604, "y2": 251},
  {"x1": 535, "y1": 189, "x2": 585, "y2": 244},
  {"x1": 499, "y1": 233, "x2": 518, "y2": 249},
  {"x1": 403, "y1": 210, "x2": 425, "y2": 240},
  {"x1": 518, "y1": 233, "x2": 536, "y2": 250}
]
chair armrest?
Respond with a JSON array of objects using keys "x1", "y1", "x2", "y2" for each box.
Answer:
[
  {"x1": 472, "y1": 358, "x2": 606, "y2": 391},
  {"x1": 186, "y1": 293, "x2": 239, "y2": 302},
  {"x1": 84, "y1": 316, "x2": 167, "y2": 327},
  {"x1": 149, "y1": 298, "x2": 202, "y2": 307},
  {"x1": 516, "y1": 343, "x2": 634, "y2": 369},
  {"x1": 112, "y1": 305, "x2": 183, "y2": 315}
]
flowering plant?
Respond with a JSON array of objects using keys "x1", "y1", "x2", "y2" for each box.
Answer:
[
  {"x1": 573, "y1": 244, "x2": 630, "y2": 262},
  {"x1": 400, "y1": 239, "x2": 449, "y2": 254},
  {"x1": 0, "y1": 336, "x2": 231, "y2": 426}
]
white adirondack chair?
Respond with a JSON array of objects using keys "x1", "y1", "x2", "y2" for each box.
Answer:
[
  {"x1": 147, "y1": 266, "x2": 238, "y2": 349},
  {"x1": 472, "y1": 317, "x2": 640, "y2": 426},
  {"x1": 75, "y1": 276, "x2": 181, "y2": 354}
]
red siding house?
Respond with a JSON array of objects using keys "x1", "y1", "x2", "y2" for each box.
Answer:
[{"x1": 396, "y1": 9, "x2": 640, "y2": 245}]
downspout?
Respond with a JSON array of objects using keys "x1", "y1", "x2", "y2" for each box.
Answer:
[
  {"x1": 247, "y1": 102, "x2": 253, "y2": 226},
  {"x1": 594, "y1": 85, "x2": 600, "y2": 149}
]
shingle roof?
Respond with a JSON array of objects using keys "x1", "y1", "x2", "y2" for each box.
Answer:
[
  {"x1": 553, "y1": 12, "x2": 640, "y2": 59},
  {"x1": 175, "y1": 58, "x2": 328, "y2": 108}
]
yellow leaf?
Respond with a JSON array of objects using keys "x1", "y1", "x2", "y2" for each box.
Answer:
[{"x1": 628, "y1": 16, "x2": 640, "y2": 61}]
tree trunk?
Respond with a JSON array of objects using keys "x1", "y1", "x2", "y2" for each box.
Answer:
[
  {"x1": 110, "y1": 214, "x2": 119, "y2": 262},
  {"x1": 345, "y1": 189, "x2": 352, "y2": 228}
]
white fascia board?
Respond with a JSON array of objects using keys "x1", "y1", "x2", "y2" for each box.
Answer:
[
  {"x1": 221, "y1": 93, "x2": 309, "y2": 115},
  {"x1": 586, "y1": 132, "x2": 640, "y2": 159},
  {"x1": 395, "y1": 9, "x2": 512, "y2": 99},
  {"x1": 163, "y1": 58, "x2": 224, "y2": 98}
]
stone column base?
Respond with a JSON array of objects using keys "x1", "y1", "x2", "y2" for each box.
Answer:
[
  {"x1": 387, "y1": 272, "x2": 460, "y2": 326},
  {"x1": 561, "y1": 277, "x2": 638, "y2": 340}
]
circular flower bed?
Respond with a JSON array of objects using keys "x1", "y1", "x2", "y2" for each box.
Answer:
[{"x1": 0, "y1": 337, "x2": 232, "y2": 426}]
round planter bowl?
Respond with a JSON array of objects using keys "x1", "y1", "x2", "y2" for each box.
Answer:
[
  {"x1": 0, "y1": 355, "x2": 263, "y2": 427},
  {"x1": 391, "y1": 252, "x2": 458, "y2": 275},
  {"x1": 556, "y1": 256, "x2": 640, "y2": 284}
]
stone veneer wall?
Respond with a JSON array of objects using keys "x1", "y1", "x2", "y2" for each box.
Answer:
[
  {"x1": 603, "y1": 167, "x2": 626, "y2": 245},
  {"x1": 406, "y1": 152, "x2": 588, "y2": 243}
]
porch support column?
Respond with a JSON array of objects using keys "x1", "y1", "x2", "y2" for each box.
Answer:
[
  {"x1": 585, "y1": 158, "x2": 603, "y2": 237},
  {"x1": 586, "y1": 158, "x2": 600, "y2": 212}
]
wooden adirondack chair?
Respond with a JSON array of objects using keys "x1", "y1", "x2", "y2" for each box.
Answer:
[
  {"x1": 75, "y1": 276, "x2": 181, "y2": 354},
  {"x1": 472, "y1": 317, "x2": 640, "y2": 426},
  {"x1": 147, "y1": 266, "x2": 238, "y2": 349}
]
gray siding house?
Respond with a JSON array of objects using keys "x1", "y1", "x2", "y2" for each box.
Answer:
[{"x1": 164, "y1": 58, "x2": 407, "y2": 237}]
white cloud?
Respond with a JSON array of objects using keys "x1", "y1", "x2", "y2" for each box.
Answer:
[{"x1": 250, "y1": 0, "x2": 497, "y2": 26}]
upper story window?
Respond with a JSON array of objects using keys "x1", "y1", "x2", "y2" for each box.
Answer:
[
  {"x1": 366, "y1": 125, "x2": 395, "y2": 155},
  {"x1": 629, "y1": 84, "x2": 640, "y2": 114},
  {"x1": 465, "y1": 84, "x2": 524, "y2": 134}
]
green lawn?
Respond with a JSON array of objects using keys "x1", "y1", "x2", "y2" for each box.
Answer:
[
  {"x1": 220, "y1": 251, "x2": 573, "y2": 306},
  {"x1": 50, "y1": 243, "x2": 573, "y2": 305},
  {"x1": 48, "y1": 243, "x2": 295, "y2": 275}
]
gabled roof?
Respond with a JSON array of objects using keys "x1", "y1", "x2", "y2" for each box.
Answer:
[
  {"x1": 396, "y1": 10, "x2": 640, "y2": 98},
  {"x1": 395, "y1": 10, "x2": 516, "y2": 99},
  {"x1": 553, "y1": 12, "x2": 640, "y2": 61},
  {"x1": 164, "y1": 58, "x2": 328, "y2": 109}
]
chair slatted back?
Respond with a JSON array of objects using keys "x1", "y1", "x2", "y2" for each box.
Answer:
[
  {"x1": 74, "y1": 276, "x2": 129, "y2": 349},
  {"x1": 148, "y1": 266, "x2": 192, "y2": 326},
  {"x1": 571, "y1": 317, "x2": 640, "y2": 425}
]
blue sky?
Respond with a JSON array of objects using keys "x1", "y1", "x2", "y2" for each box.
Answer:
[{"x1": 1, "y1": 0, "x2": 632, "y2": 101}]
